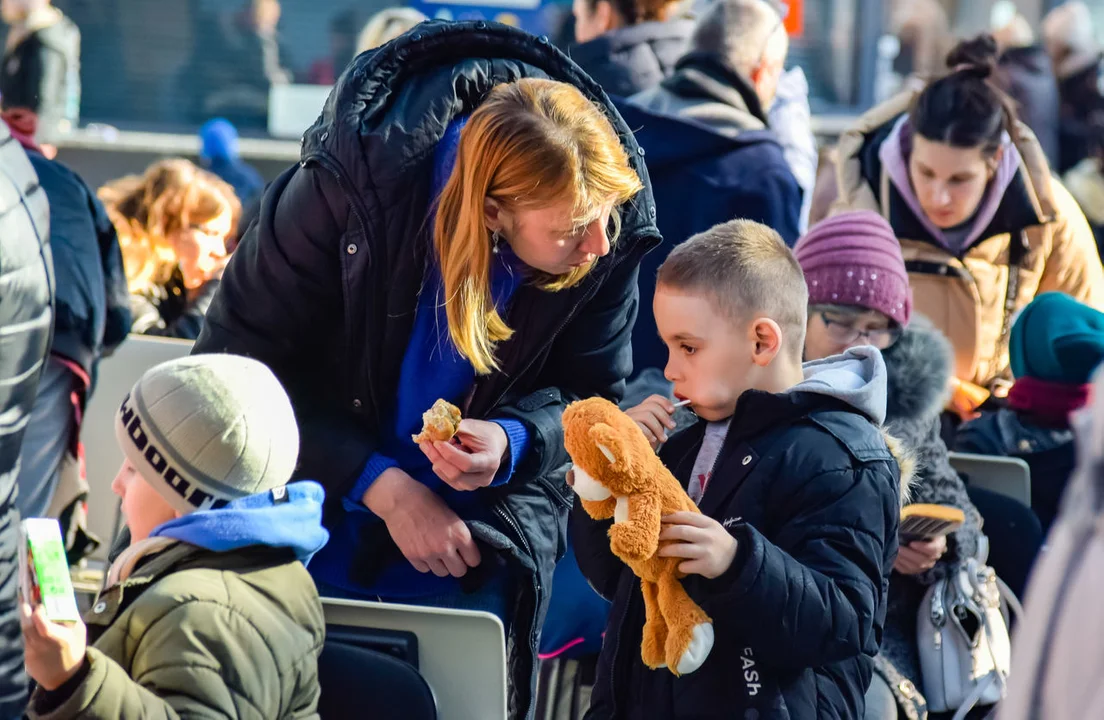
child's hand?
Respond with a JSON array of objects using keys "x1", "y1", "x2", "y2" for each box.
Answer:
[
  {"x1": 658, "y1": 512, "x2": 738, "y2": 579},
  {"x1": 626, "y1": 395, "x2": 678, "y2": 450},
  {"x1": 21, "y1": 603, "x2": 87, "y2": 691}
]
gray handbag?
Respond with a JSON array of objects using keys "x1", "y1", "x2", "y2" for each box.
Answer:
[{"x1": 916, "y1": 555, "x2": 1021, "y2": 720}]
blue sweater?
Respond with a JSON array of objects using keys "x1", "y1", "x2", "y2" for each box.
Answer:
[{"x1": 309, "y1": 117, "x2": 530, "y2": 597}]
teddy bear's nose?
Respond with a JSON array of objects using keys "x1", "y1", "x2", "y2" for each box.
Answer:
[{"x1": 566, "y1": 468, "x2": 575, "y2": 487}]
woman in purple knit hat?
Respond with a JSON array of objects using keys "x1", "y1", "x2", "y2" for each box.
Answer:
[{"x1": 796, "y1": 210, "x2": 991, "y2": 720}]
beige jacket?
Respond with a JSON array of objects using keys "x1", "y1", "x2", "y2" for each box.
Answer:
[{"x1": 833, "y1": 90, "x2": 1104, "y2": 389}]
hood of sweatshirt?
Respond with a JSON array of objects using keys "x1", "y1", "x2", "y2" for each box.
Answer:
[
  {"x1": 792, "y1": 345, "x2": 889, "y2": 426},
  {"x1": 879, "y1": 114, "x2": 1022, "y2": 254},
  {"x1": 151, "y1": 480, "x2": 330, "y2": 565}
]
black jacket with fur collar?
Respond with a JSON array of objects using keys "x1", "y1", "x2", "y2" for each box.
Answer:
[{"x1": 574, "y1": 388, "x2": 905, "y2": 719}]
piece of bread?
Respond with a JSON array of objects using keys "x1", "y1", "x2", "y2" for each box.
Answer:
[{"x1": 412, "y1": 399, "x2": 462, "y2": 444}]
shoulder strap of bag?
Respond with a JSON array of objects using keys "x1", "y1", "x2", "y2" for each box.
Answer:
[
  {"x1": 872, "y1": 654, "x2": 927, "y2": 720},
  {"x1": 990, "y1": 231, "x2": 1028, "y2": 393}
]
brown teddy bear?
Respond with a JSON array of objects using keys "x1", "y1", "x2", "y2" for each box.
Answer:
[{"x1": 563, "y1": 397, "x2": 714, "y2": 675}]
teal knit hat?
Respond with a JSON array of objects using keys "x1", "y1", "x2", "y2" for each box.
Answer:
[{"x1": 1010, "y1": 292, "x2": 1104, "y2": 383}]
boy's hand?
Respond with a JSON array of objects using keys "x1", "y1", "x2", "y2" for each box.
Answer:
[
  {"x1": 626, "y1": 395, "x2": 677, "y2": 450},
  {"x1": 658, "y1": 512, "x2": 738, "y2": 579},
  {"x1": 21, "y1": 603, "x2": 87, "y2": 691}
]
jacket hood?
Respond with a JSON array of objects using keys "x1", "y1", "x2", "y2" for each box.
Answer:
[
  {"x1": 792, "y1": 346, "x2": 888, "y2": 425},
  {"x1": 881, "y1": 314, "x2": 953, "y2": 426},
  {"x1": 630, "y1": 53, "x2": 767, "y2": 139},
  {"x1": 10, "y1": 7, "x2": 78, "y2": 54},
  {"x1": 569, "y1": 19, "x2": 693, "y2": 75},
  {"x1": 151, "y1": 481, "x2": 330, "y2": 565},
  {"x1": 615, "y1": 96, "x2": 782, "y2": 172}
]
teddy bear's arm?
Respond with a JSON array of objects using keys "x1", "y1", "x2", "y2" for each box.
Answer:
[
  {"x1": 579, "y1": 496, "x2": 617, "y2": 520},
  {"x1": 608, "y1": 492, "x2": 663, "y2": 562}
]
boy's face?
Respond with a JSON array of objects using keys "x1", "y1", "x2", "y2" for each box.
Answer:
[
  {"x1": 654, "y1": 285, "x2": 758, "y2": 422},
  {"x1": 111, "y1": 459, "x2": 180, "y2": 544}
]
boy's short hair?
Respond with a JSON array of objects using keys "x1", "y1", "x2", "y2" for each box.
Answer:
[{"x1": 658, "y1": 219, "x2": 809, "y2": 358}]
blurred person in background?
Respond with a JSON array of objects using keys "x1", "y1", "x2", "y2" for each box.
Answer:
[
  {"x1": 620, "y1": 0, "x2": 801, "y2": 401},
  {"x1": 569, "y1": 0, "x2": 693, "y2": 97},
  {"x1": 198, "y1": 118, "x2": 264, "y2": 209},
  {"x1": 0, "y1": 112, "x2": 52, "y2": 720},
  {"x1": 957, "y1": 293, "x2": 1104, "y2": 535},
  {"x1": 997, "y1": 358, "x2": 1104, "y2": 720},
  {"x1": 181, "y1": 0, "x2": 292, "y2": 128},
  {"x1": 1064, "y1": 117, "x2": 1104, "y2": 257},
  {"x1": 355, "y1": 7, "x2": 427, "y2": 54},
  {"x1": 1043, "y1": 1, "x2": 1104, "y2": 175},
  {"x1": 832, "y1": 35, "x2": 1104, "y2": 421},
  {"x1": 991, "y1": 3, "x2": 1061, "y2": 170},
  {"x1": 888, "y1": 0, "x2": 951, "y2": 82},
  {"x1": 100, "y1": 159, "x2": 240, "y2": 340},
  {"x1": 0, "y1": 0, "x2": 80, "y2": 141},
  {"x1": 306, "y1": 8, "x2": 360, "y2": 85},
  {"x1": 4, "y1": 109, "x2": 128, "y2": 556}
]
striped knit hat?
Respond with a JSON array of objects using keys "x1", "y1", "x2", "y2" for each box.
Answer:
[
  {"x1": 114, "y1": 354, "x2": 299, "y2": 514},
  {"x1": 794, "y1": 210, "x2": 913, "y2": 327}
]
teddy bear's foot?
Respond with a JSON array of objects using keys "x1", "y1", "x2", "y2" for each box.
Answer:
[{"x1": 674, "y1": 622, "x2": 714, "y2": 675}]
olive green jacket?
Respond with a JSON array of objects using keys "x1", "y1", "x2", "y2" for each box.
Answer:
[{"x1": 28, "y1": 542, "x2": 325, "y2": 719}]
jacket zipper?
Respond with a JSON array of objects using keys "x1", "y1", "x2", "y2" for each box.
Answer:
[{"x1": 494, "y1": 502, "x2": 534, "y2": 564}]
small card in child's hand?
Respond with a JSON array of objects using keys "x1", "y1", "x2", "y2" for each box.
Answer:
[{"x1": 19, "y1": 518, "x2": 81, "y2": 622}]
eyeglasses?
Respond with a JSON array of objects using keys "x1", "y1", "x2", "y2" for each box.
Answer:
[{"x1": 819, "y1": 312, "x2": 902, "y2": 350}]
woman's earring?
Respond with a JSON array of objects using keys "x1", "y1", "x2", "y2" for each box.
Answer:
[{"x1": 491, "y1": 230, "x2": 501, "y2": 255}]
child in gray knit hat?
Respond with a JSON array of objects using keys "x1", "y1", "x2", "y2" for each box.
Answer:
[{"x1": 21, "y1": 354, "x2": 330, "y2": 719}]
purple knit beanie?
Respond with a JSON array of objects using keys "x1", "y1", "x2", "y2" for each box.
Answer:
[{"x1": 794, "y1": 210, "x2": 912, "y2": 327}]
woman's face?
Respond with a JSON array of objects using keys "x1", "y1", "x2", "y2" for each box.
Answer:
[
  {"x1": 495, "y1": 197, "x2": 614, "y2": 276},
  {"x1": 171, "y1": 204, "x2": 233, "y2": 289},
  {"x1": 804, "y1": 306, "x2": 900, "y2": 361},
  {"x1": 908, "y1": 135, "x2": 998, "y2": 229}
]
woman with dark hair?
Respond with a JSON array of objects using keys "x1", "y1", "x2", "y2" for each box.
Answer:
[
  {"x1": 192, "y1": 21, "x2": 658, "y2": 719},
  {"x1": 833, "y1": 35, "x2": 1104, "y2": 418},
  {"x1": 569, "y1": 0, "x2": 693, "y2": 97}
]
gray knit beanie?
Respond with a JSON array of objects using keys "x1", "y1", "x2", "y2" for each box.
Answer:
[{"x1": 114, "y1": 354, "x2": 299, "y2": 515}]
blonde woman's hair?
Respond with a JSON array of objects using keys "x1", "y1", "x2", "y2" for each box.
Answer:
[
  {"x1": 355, "y1": 8, "x2": 428, "y2": 54},
  {"x1": 99, "y1": 158, "x2": 240, "y2": 292},
  {"x1": 434, "y1": 78, "x2": 644, "y2": 375}
]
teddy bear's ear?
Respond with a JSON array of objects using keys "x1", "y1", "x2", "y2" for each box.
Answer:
[{"x1": 589, "y1": 422, "x2": 628, "y2": 469}]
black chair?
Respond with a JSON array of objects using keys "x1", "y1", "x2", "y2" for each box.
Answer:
[{"x1": 317, "y1": 631, "x2": 436, "y2": 720}]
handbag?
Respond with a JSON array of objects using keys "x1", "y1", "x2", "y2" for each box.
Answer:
[{"x1": 916, "y1": 556, "x2": 1021, "y2": 720}]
